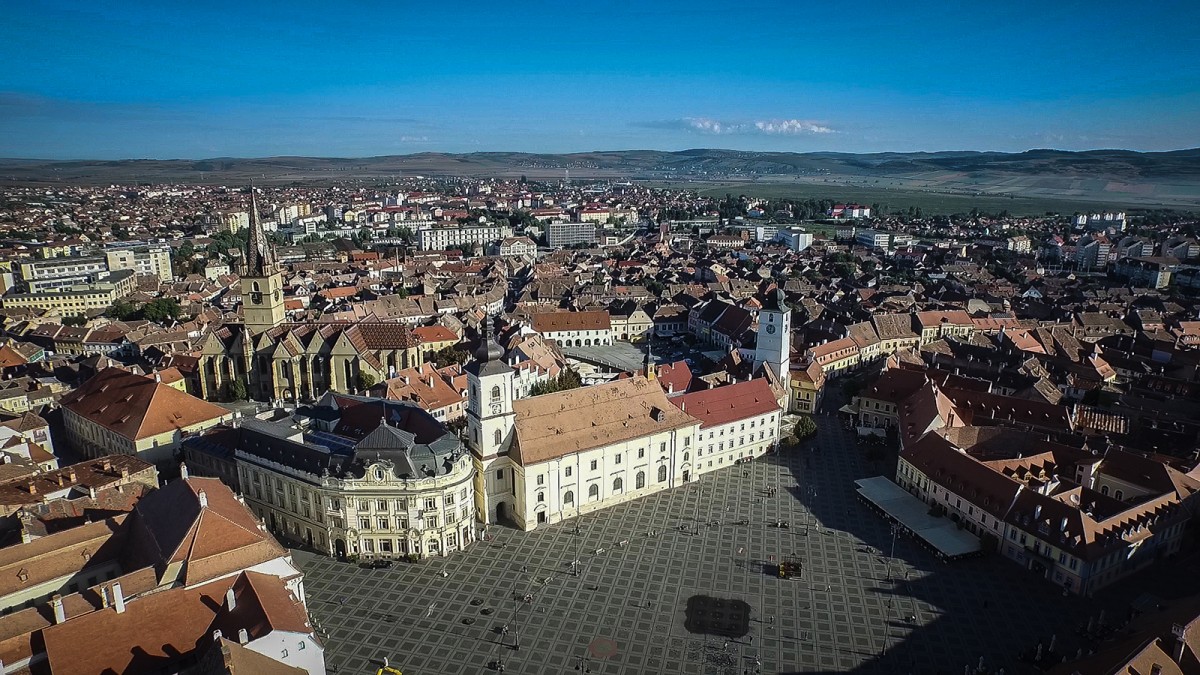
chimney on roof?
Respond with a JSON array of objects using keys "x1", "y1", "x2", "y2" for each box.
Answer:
[
  {"x1": 27, "y1": 483, "x2": 35, "y2": 495},
  {"x1": 225, "y1": 587, "x2": 236, "y2": 611},
  {"x1": 112, "y1": 583, "x2": 125, "y2": 614},
  {"x1": 212, "y1": 629, "x2": 223, "y2": 644},
  {"x1": 50, "y1": 595, "x2": 65, "y2": 625},
  {"x1": 198, "y1": 490, "x2": 208, "y2": 508},
  {"x1": 120, "y1": 468, "x2": 128, "y2": 479},
  {"x1": 68, "y1": 470, "x2": 76, "y2": 483},
  {"x1": 154, "y1": 371, "x2": 160, "y2": 383},
  {"x1": 237, "y1": 628, "x2": 249, "y2": 645},
  {"x1": 102, "y1": 459, "x2": 112, "y2": 472},
  {"x1": 180, "y1": 463, "x2": 188, "y2": 480}
]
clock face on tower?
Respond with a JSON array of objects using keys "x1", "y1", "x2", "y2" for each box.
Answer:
[
  {"x1": 490, "y1": 403, "x2": 502, "y2": 415},
  {"x1": 765, "y1": 325, "x2": 776, "y2": 335}
]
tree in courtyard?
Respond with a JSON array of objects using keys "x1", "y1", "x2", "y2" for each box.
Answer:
[
  {"x1": 430, "y1": 344, "x2": 471, "y2": 369},
  {"x1": 141, "y1": 298, "x2": 182, "y2": 322},
  {"x1": 356, "y1": 371, "x2": 377, "y2": 392},
  {"x1": 105, "y1": 299, "x2": 137, "y2": 320},
  {"x1": 790, "y1": 415, "x2": 818, "y2": 443},
  {"x1": 227, "y1": 380, "x2": 248, "y2": 401},
  {"x1": 529, "y1": 368, "x2": 583, "y2": 396}
]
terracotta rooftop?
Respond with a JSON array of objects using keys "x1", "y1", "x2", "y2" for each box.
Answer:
[
  {"x1": 0, "y1": 345, "x2": 28, "y2": 370},
  {"x1": 0, "y1": 517, "x2": 126, "y2": 601},
  {"x1": 42, "y1": 570, "x2": 309, "y2": 675},
  {"x1": 60, "y1": 368, "x2": 231, "y2": 442},
  {"x1": 123, "y1": 477, "x2": 285, "y2": 586},
  {"x1": 0, "y1": 454, "x2": 153, "y2": 509},
  {"x1": 512, "y1": 376, "x2": 698, "y2": 465}
]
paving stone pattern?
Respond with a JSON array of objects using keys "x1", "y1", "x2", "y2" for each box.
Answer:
[{"x1": 296, "y1": 413, "x2": 1153, "y2": 674}]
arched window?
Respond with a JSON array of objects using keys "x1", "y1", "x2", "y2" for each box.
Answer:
[
  {"x1": 588, "y1": 484, "x2": 599, "y2": 500},
  {"x1": 563, "y1": 490, "x2": 574, "y2": 505},
  {"x1": 658, "y1": 465, "x2": 668, "y2": 483},
  {"x1": 252, "y1": 281, "x2": 261, "y2": 293},
  {"x1": 1114, "y1": 490, "x2": 1124, "y2": 501},
  {"x1": 636, "y1": 471, "x2": 645, "y2": 489},
  {"x1": 1100, "y1": 485, "x2": 1109, "y2": 496},
  {"x1": 683, "y1": 453, "x2": 690, "y2": 463},
  {"x1": 470, "y1": 384, "x2": 477, "y2": 404},
  {"x1": 494, "y1": 429, "x2": 502, "y2": 446},
  {"x1": 613, "y1": 477, "x2": 623, "y2": 493},
  {"x1": 490, "y1": 385, "x2": 501, "y2": 401}
]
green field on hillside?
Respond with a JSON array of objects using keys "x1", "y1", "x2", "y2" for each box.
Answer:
[{"x1": 640, "y1": 180, "x2": 1132, "y2": 216}]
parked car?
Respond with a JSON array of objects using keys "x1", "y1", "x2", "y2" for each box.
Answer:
[{"x1": 360, "y1": 559, "x2": 393, "y2": 570}]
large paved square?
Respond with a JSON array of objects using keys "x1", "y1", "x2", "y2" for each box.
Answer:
[{"x1": 295, "y1": 415, "x2": 1186, "y2": 674}]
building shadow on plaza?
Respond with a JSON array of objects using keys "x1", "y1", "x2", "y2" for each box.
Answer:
[{"x1": 767, "y1": 413, "x2": 1200, "y2": 675}]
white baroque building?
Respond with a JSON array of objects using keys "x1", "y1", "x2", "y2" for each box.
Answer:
[
  {"x1": 201, "y1": 393, "x2": 476, "y2": 561},
  {"x1": 466, "y1": 316, "x2": 783, "y2": 531}
]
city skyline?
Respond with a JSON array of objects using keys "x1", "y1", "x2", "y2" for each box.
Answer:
[{"x1": 2, "y1": 0, "x2": 1199, "y2": 159}]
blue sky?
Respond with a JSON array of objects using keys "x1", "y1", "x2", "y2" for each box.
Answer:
[{"x1": 2, "y1": 0, "x2": 1198, "y2": 158}]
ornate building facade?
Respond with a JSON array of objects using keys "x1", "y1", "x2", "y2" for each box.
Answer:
[{"x1": 191, "y1": 393, "x2": 476, "y2": 561}]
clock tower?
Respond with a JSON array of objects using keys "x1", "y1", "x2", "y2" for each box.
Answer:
[
  {"x1": 466, "y1": 315, "x2": 517, "y2": 525},
  {"x1": 754, "y1": 288, "x2": 791, "y2": 387},
  {"x1": 241, "y1": 188, "x2": 285, "y2": 336}
]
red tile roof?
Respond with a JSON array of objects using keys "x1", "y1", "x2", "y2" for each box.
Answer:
[
  {"x1": 412, "y1": 325, "x2": 458, "y2": 344},
  {"x1": 672, "y1": 379, "x2": 780, "y2": 429},
  {"x1": 60, "y1": 368, "x2": 231, "y2": 442}
]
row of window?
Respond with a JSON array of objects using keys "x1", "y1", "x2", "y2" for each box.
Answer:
[
  {"x1": 357, "y1": 507, "x2": 470, "y2": 531},
  {"x1": 355, "y1": 492, "x2": 463, "y2": 512}
]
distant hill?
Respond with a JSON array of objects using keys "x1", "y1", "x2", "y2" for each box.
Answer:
[{"x1": 2, "y1": 148, "x2": 1198, "y2": 208}]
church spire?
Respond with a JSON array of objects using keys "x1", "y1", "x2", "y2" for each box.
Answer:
[{"x1": 246, "y1": 186, "x2": 275, "y2": 276}]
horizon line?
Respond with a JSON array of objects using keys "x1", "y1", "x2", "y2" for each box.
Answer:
[{"x1": 3, "y1": 146, "x2": 1200, "y2": 163}]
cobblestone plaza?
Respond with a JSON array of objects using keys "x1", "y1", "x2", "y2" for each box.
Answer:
[{"x1": 296, "y1": 415, "x2": 1173, "y2": 674}]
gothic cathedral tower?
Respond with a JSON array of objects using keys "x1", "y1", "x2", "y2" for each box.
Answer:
[
  {"x1": 466, "y1": 315, "x2": 517, "y2": 525},
  {"x1": 755, "y1": 288, "x2": 791, "y2": 386},
  {"x1": 242, "y1": 188, "x2": 285, "y2": 336}
]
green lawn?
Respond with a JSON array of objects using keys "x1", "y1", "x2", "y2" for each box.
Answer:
[{"x1": 639, "y1": 180, "x2": 1131, "y2": 216}]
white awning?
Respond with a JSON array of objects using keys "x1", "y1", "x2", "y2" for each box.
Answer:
[{"x1": 855, "y1": 476, "x2": 981, "y2": 559}]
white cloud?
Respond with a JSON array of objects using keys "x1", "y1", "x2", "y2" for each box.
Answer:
[
  {"x1": 639, "y1": 117, "x2": 836, "y2": 135},
  {"x1": 684, "y1": 117, "x2": 746, "y2": 134},
  {"x1": 754, "y1": 119, "x2": 836, "y2": 135}
]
